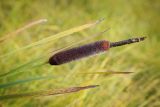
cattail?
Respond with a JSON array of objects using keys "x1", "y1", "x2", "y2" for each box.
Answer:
[{"x1": 49, "y1": 37, "x2": 146, "y2": 65}]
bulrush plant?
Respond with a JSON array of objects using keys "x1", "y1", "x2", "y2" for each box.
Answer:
[
  {"x1": 0, "y1": 19, "x2": 146, "y2": 101},
  {"x1": 0, "y1": 19, "x2": 103, "y2": 100},
  {"x1": 0, "y1": 1, "x2": 159, "y2": 106}
]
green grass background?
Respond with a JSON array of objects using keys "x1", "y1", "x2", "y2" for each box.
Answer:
[{"x1": 0, "y1": 0, "x2": 159, "y2": 106}]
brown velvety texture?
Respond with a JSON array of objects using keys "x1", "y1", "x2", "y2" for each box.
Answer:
[{"x1": 49, "y1": 40, "x2": 110, "y2": 65}]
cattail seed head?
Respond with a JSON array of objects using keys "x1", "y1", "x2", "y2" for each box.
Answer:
[
  {"x1": 49, "y1": 40, "x2": 110, "y2": 65},
  {"x1": 49, "y1": 36, "x2": 146, "y2": 66}
]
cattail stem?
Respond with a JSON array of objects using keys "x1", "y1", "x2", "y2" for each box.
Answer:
[{"x1": 110, "y1": 37, "x2": 146, "y2": 48}]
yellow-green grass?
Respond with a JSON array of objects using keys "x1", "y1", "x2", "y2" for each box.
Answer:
[{"x1": 0, "y1": 0, "x2": 159, "y2": 107}]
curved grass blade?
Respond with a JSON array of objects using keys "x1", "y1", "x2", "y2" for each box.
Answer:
[
  {"x1": 80, "y1": 71, "x2": 133, "y2": 75},
  {"x1": 0, "y1": 56, "x2": 44, "y2": 78},
  {"x1": 0, "y1": 19, "x2": 47, "y2": 43},
  {"x1": 0, "y1": 75, "x2": 56, "y2": 89},
  {"x1": 0, "y1": 85, "x2": 99, "y2": 100},
  {"x1": 0, "y1": 19, "x2": 103, "y2": 58}
]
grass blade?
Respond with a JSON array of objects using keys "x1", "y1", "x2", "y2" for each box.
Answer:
[
  {"x1": 0, "y1": 85, "x2": 99, "y2": 100},
  {"x1": 0, "y1": 56, "x2": 44, "y2": 78},
  {"x1": 0, "y1": 19, "x2": 103, "y2": 58},
  {"x1": 0, "y1": 76, "x2": 55, "y2": 89},
  {"x1": 0, "y1": 19, "x2": 47, "y2": 43},
  {"x1": 80, "y1": 71, "x2": 133, "y2": 75}
]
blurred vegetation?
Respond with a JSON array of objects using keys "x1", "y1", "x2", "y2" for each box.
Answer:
[{"x1": 0, "y1": 0, "x2": 159, "y2": 107}]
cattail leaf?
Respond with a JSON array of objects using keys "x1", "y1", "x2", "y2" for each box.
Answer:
[
  {"x1": 0, "y1": 76, "x2": 55, "y2": 88},
  {"x1": 0, "y1": 56, "x2": 44, "y2": 78}
]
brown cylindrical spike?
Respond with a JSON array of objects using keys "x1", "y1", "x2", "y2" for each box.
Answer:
[
  {"x1": 49, "y1": 36, "x2": 146, "y2": 65},
  {"x1": 49, "y1": 40, "x2": 110, "y2": 65}
]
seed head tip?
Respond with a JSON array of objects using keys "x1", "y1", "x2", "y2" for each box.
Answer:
[{"x1": 140, "y1": 36, "x2": 147, "y2": 41}]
